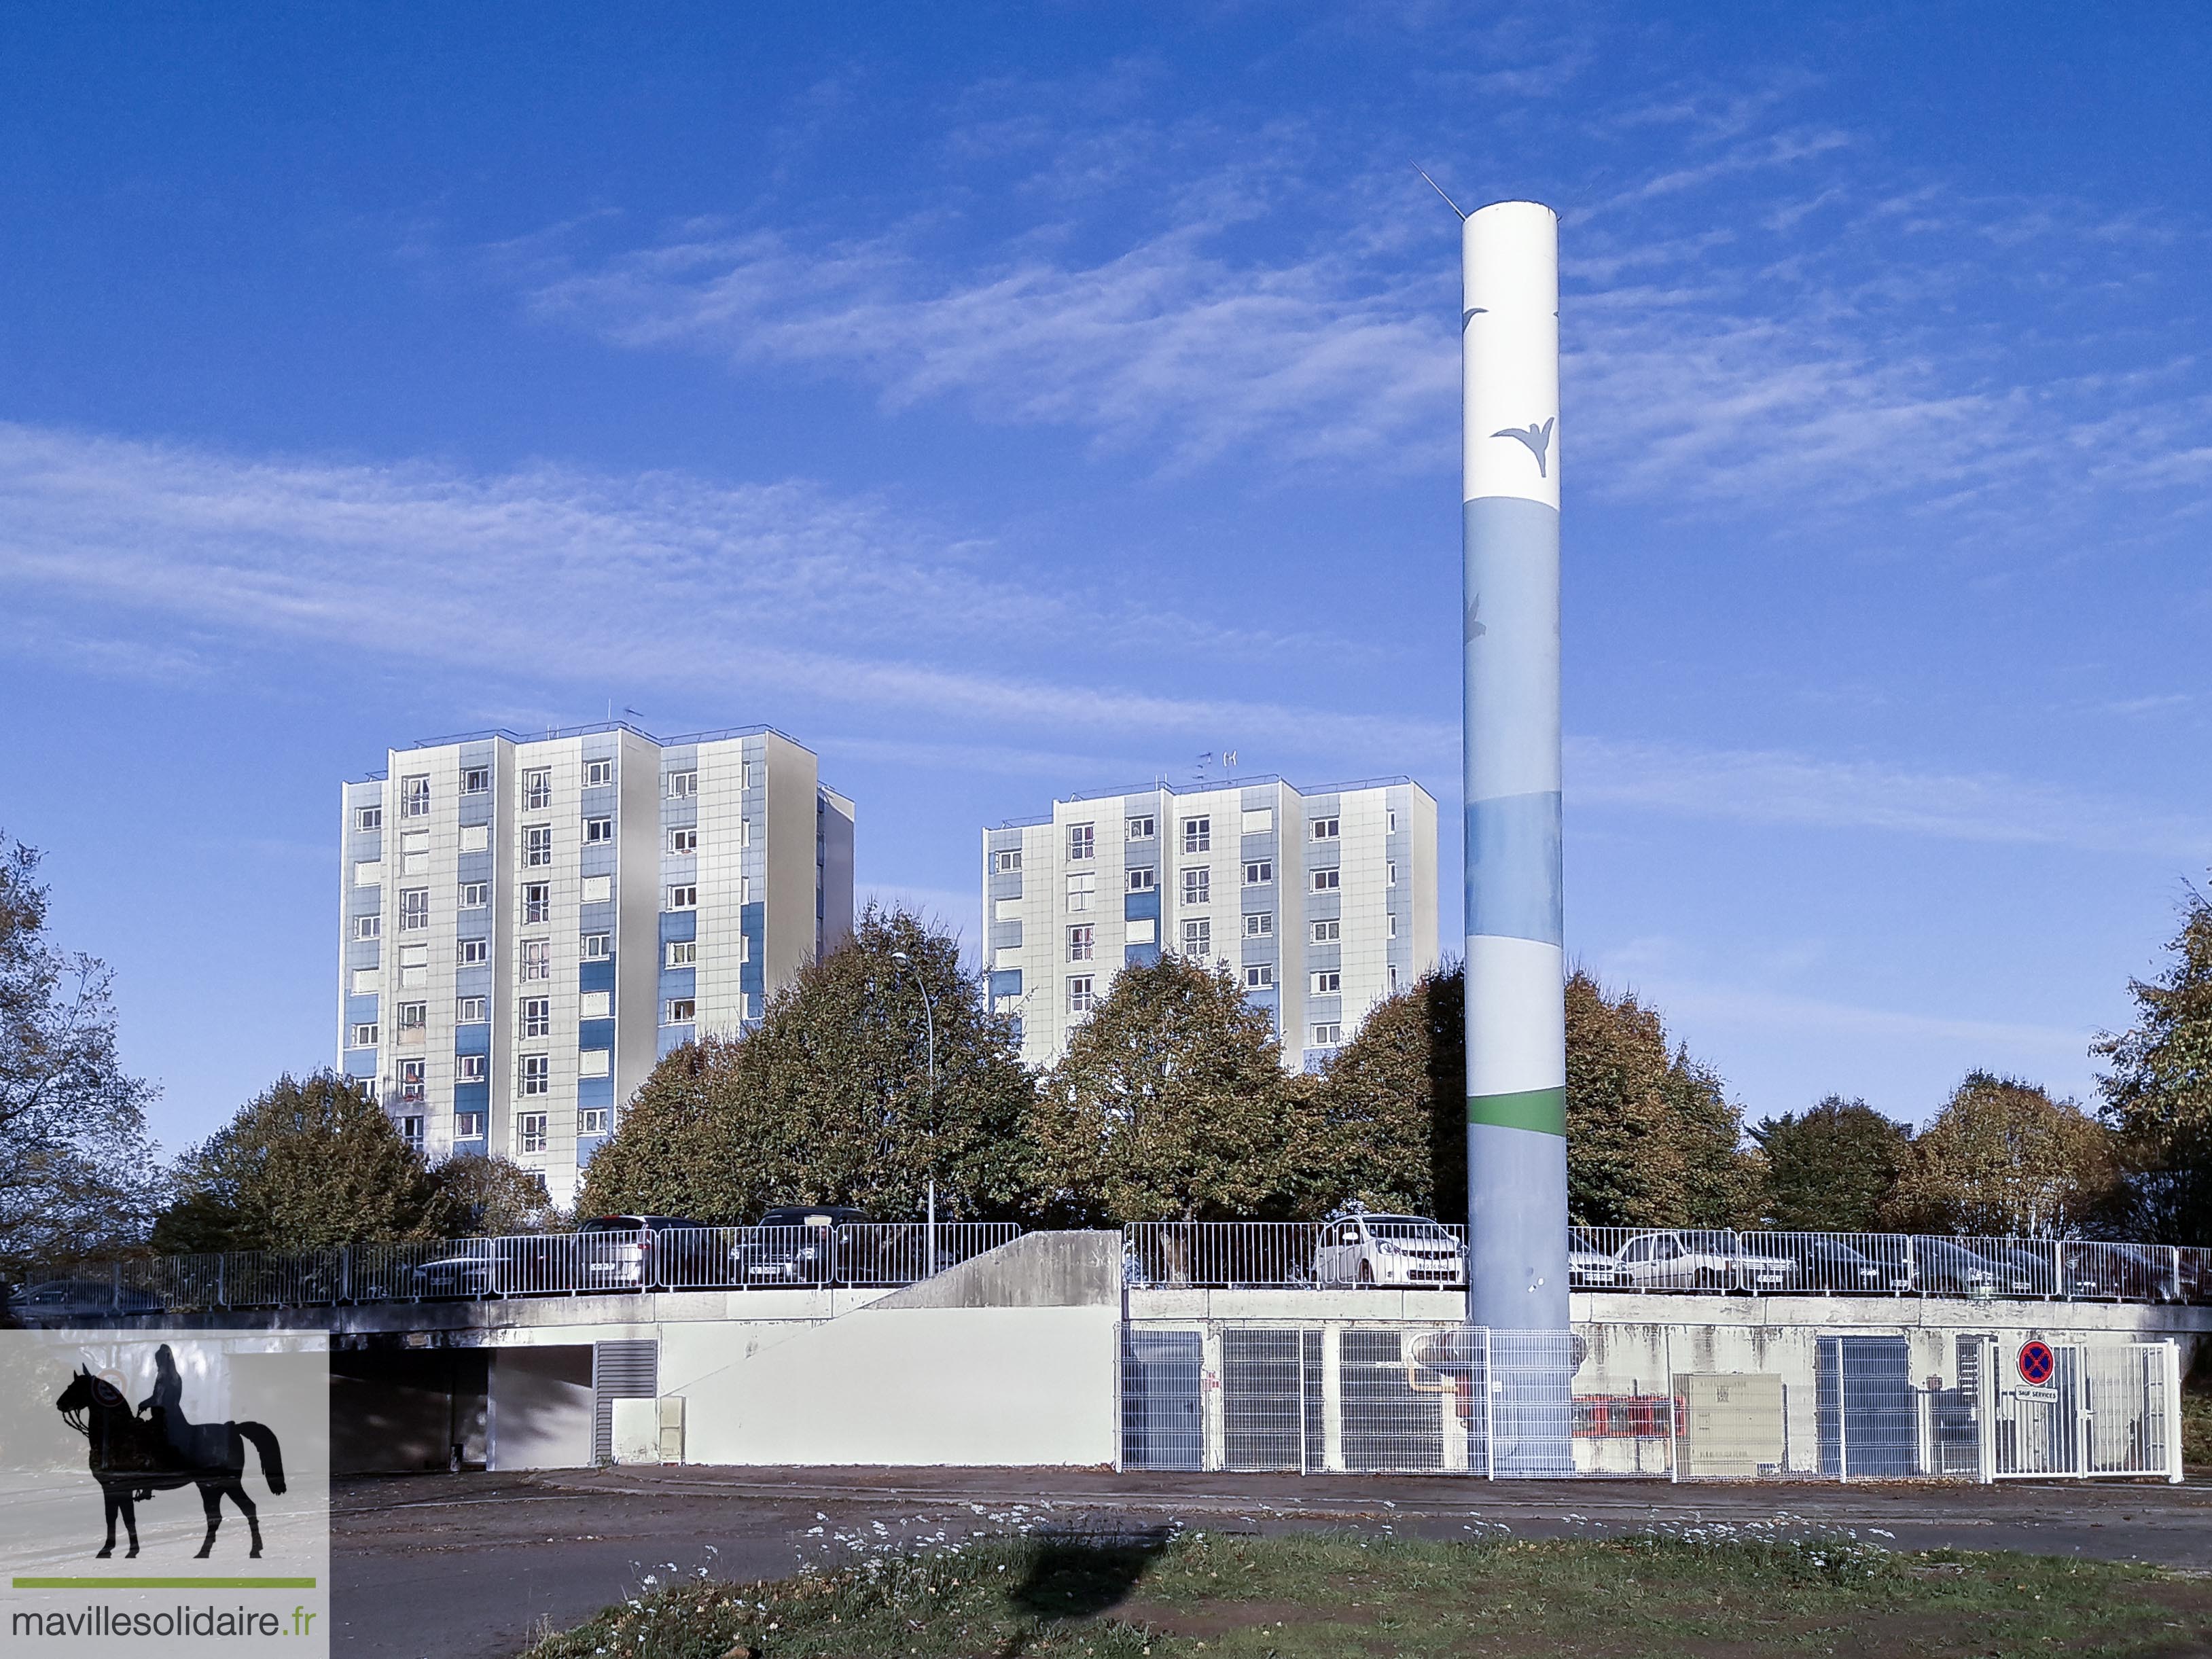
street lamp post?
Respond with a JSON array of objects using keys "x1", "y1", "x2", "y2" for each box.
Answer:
[{"x1": 888, "y1": 950, "x2": 938, "y2": 1273}]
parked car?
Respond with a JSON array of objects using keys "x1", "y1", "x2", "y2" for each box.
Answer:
[
  {"x1": 10, "y1": 1279, "x2": 166, "y2": 1324},
  {"x1": 2061, "y1": 1241, "x2": 2179, "y2": 1302},
  {"x1": 576, "y1": 1215, "x2": 705, "y2": 1289},
  {"x1": 1973, "y1": 1241, "x2": 2058, "y2": 1299},
  {"x1": 1312, "y1": 1213, "x2": 1465, "y2": 1287},
  {"x1": 1569, "y1": 1228, "x2": 1625, "y2": 1288},
  {"x1": 1610, "y1": 1230, "x2": 1794, "y2": 1293},
  {"x1": 733, "y1": 1205, "x2": 870, "y2": 1285},
  {"x1": 406, "y1": 1235, "x2": 563, "y2": 1298},
  {"x1": 1906, "y1": 1237, "x2": 2010, "y2": 1299},
  {"x1": 1765, "y1": 1234, "x2": 1910, "y2": 1295}
]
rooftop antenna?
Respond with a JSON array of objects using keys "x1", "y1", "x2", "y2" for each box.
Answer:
[{"x1": 1415, "y1": 166, "x2": 1467, "y2": 219}]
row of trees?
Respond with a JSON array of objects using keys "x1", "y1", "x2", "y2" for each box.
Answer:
[{"x1": 4, "y1": 821, "x2": 2208, "y2": 1265}]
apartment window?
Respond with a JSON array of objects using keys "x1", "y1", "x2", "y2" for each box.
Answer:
[
  {"x1": 579, "y1": 1050, "x2": 610, "y2": 1080},
  {"x1": 1244, "y1": 963, "x2": 1274, "y2": 990},
  {"x1": 1310, "y1": 868, "x2": 1340, "y2": 893},
  {"x1": 1067, "y1": 976, "x2": 1095, "y2": 1015},
  {"x1": 667, "y1": 770, "x2": 698, "y2": 798},
  {"x1": 355, "y1": 805, "x2": 383, "y2": 834},
  {"x1": 664, "y1": 998, "x2": 696, "y2": 1024},
  {"x1": 458, "y1": 880, "x2": 488, "y2": 910},
  {"x1": 741, "y1": 761, "x2": 757, "y2": 790},
  {"x1": 454, "y1": 1111, "x2": 485, "y2": 1139},
  {"x1": 1389, "y1": 963, "x2": 1400, "y2": 993},
  {"x1": 457, "y1": 1054, "x2": 487, "y2": 1083},
  {"x1": 584, "y1": 816, "x2": 613, "y2": 844},
  {"x1": 666, "y1": 940, "x2": 696, "y2": 967},
  {"x1": 1388, "y1": 912, "x2": 1399, "y2": 939},
  {"x1": 1127, "y1": 867, "x2": 1156, "y2": 893},
  {"x1": 1126, "y1": 815, "x2": 1156, "y2": 841},
  {"x1": 1312, "y1": 970, "x2": 1341, "y2": 995},
  {"x1": 524, "y1": 825, "x2": 553, "y2": 868},
  {"x1": 400, "y1": 775, "x2": 431, "y2": 819},
  {"x1": 668, "y1": 884, "x2": 698, "y2": 910},
  {"x1": 354, "y1": 914, "x2": 381, "y2": 942},
  {"x1": 349, "y1": 1022, "x2": 378, "y2": 1048},
  {"x1": 456, "y1": 995, "x2": 486, "y2": 1024},
  {"x1": 458, "y1": 938, "x2": 489, "y2": 967},
  {"x1": 397, "y1": 888, "x2": 429, "y2": 931},
  {"x1": 1243, "y1": 860, "x2": 1272, "y2": 886},
  {"x1": 399, "y1": 1113, "x2": 425, "y2": 1148},
  {"x1": 1065, "y1": 872, "x2": 1096, "y2": 914},
  {"x1": 669, "y1": 827, "x2": 698, "y2": 855},
  {"x1": 580, "y1": 931, "x2": 609, "y2": 960},
  {"x1": 1068, "y1": 925, "x2": 1094, "y2": 962},
  {"x1": 1310, "y1": 816, "x2": 1340, "y2": 841},
  {"x1": 522, "y1": 997, "x2": 552, "y2": 1038},
  {"x1": 1181, "y1": 867, "x2": 1210, "y2": 906},
  {"x1": 1387, "y1": 808, "x2": 1398, "y2": 834},
  {"x1": 520, "y1": 1054, "x2": 550, "y2": 1096},
  {"x1": 522, "y1": 940, "x2": 551, "y2": 981},
  {"x1": 1181, "y1": 918, "x2": 1211, "y2": 958},
  {"x1": 995, "y1": 849, "x2": 1022, "y2": 873},
  {"x1": 579, "y1": 1107, "x2": 609, "y2": 1137},
  {"x1": 1387, "y1": 860, "x2": 1398, "y2": 887},
  {"x1": 1311, "y1": 1022, "x2": 1342, "y2": 1046},
  {"x1": 460, "y1": 766, "x2": 490, "y2": 795},
  {"x1": 1311, "y1": 918, "x2": 1340, "y2": 944},
  {"x1": 521, "y1": 768, "x2": 552, "y2": 811},
  {"x1": 1181, "y1": 816, "x2": 1211, "y2": 853},
  {"x1": 1243, "y1": 912, "x2": 1274, "y2": 938},
  {"x1": 397, "y1": 1001, "x2": 427, "y2": 1031},
  {"x1": 516, "y1": 1111, "x2": 548, "y2": 1154},
  {"x1": 1067, "y1": 823, "x2": 1094, "y2": 861},
  {"x1": 522, "y1": 882, "x2": 551, "y2": 925},
  {"x1": 584, "y1": 757, "x2": 614, "y2": 787},
  {"x1": 357, "y1": 1076, "x2": 379, "y2": 1103}
]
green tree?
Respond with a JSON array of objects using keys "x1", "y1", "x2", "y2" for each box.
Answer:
[
  {"x1": 1750, "y1": 1096, "x2": 1910, "y2": 1231},
  {"x1": 433, "y1": 1154, "x2": 557, "y2": 1237},
  {"x1": 1565, "y1": 969, "x2": 1760, "y2": 1228},
  {"x1": 2094, "y1": 887, "x2": 2212, "y2": 1243},
  {"x1": 1308, "y1": 965, "x2": 1465, "y2": 1219},
  {"x1": 1030, "y1": 954, "x2": 1298, "y2": 1224},
  {"x1": 579, "y1": 906, "x2": 1033, "y2": 1223},
  {"x1": 0, "y1": 832, "x2": 164, "y2": 1277},
  {"x1": 1888, "y1": 1071, "x2": 2119, "y2": 1237},
  {"x1": 152, "y1": 1072, "x2": 444, "y2": 1252}
]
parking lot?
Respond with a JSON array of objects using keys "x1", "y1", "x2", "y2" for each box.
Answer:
[{"x1": 332, "y1": 1464, "x2": 2212, "y2": 1658}]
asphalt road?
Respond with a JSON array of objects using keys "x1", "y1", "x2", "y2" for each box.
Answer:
[{"x1": 332, "y1": 1465, "x2": 2212, "y2": 1659}]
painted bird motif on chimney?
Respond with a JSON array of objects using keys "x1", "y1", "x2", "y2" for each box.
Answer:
[{"x1": 1491, "y1": 417, "x2": 1554, "y2": 479}]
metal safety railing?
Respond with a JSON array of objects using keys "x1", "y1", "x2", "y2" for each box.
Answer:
[
  {"x1": 1118, "y1": 1221, "x2": 2211, "y2": 1303},
  {"x1": 8, "y1": 1222, "x2": 1020, "y2": 1319}
]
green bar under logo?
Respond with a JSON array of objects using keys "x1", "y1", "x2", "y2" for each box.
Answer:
[
  {"x1": 1466, "y1": 1086, "x2": 1567, "y2": 1137},
  {"x1": 12, "y1": 1577, "x2": 317, "y2": 1590}
]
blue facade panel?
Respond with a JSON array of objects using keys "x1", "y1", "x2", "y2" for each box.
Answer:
[
  {"x1": 454, "y1": 1023, "x2": 491, "y2": 1056},
  {"x1": 342, "y1": 1051, "x2": 376, "y2": 1078},
  {"x1": 988, "y1": 969, "x2": 1023, "y2": 999},
  {"x1": 657, "y1": 1025, "x2": 693, "y2": 1058},
  {"x1": 741, "y1": 902, "x2": 765, "y2": 1001},
  {"x1": 660, "y1": 910, "x2": 697, "y2": 944},
  {"x1": 345, "y1": 994, "x2": 379, "y2": 1025},
  {"x1": 577, "y1": 1075, "x2": 616, "y2": 1108},
  {"x1": 1124, "y1": 889, "x2": 1161, "y2": 924},
  {"x1": 1124, "y1": 942, "x2": 1162, "y2": 968},
  {"x1": 453, "y1": 1080, "x2": 490, "y2": 1112},
  {"x1": 579, "y1": 958, "x2": 616, "y2": 994},
  {"x1": 578, "y1": 1018, "x2": 616, "y2": 1050}
]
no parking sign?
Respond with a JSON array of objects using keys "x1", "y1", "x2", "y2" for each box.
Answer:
[{"x1": 2016, "y1": 1339, "x2": 2056, "y2": 1387}]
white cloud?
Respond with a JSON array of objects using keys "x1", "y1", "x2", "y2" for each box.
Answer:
[{"x1": 1567, "y1": 735, "x2": 2212, "y2": 861}]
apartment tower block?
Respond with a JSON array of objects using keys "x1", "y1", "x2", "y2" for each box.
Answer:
[{"x1": 336, "y1": 723, "x2": 854, "y2": 1206}]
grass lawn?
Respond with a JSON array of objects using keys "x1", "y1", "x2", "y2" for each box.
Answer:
[{"x1": 522, "y1": 1529, "x2": 2212, "y2": 1658}]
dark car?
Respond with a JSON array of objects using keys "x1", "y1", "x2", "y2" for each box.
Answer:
[
  {"x1": 1908, "y1": 1237, "x2": 2009, "y2": 1299},
  {"x1": 1974, "y1": 1242, "x2": 2058, "y2": 1299},
  {"x1": 407, "y1": 1235, "x2": 564, "y2": 1299},
  {"x1": 576, "y1": 1214, "x2": 706, "y2": 1289},
  {"x1": 1766, "y1": 1234, "x2": 1909, "y2": 1295},
  {"x1": 2063, "y1": 1241, "x2": 2179, "y2": 1302},
  {"x1": 11, "y1": 1279, "x2": 166, "y2": 1324},
  {"x1": 734, "y1": 1205, "x2": 869, "y2": 1285}
]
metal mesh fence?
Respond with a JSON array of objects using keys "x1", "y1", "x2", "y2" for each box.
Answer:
[{"x1": 1122, "y1": 1321, "x2": 2184, "y2": 1483}]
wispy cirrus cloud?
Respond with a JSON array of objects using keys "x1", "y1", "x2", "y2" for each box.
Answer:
[{"x1": 1568, "y1": 735, "x2": 2211, "y2": 862}]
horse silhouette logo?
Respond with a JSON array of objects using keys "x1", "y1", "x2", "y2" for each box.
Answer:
[
  {"x1": 1491, "y1": 417, "x2": 1555, "y2": 478},
  {"x1": 54, "y1": 1344, "x2": 286, "y2": 1559}
]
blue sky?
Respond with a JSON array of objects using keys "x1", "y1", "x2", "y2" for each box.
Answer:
[{"x1": 3, "y1": 4, "x2": 2207, "y2": 1154}]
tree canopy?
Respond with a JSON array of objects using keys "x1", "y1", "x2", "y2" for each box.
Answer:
[
  {"x1": 1887, "y1": 1071, "x2": 2119, "y2": 1237},
  {"x1": 0, "y1": 832, "x2": 163, "y2": 1276},
  {"x1": 1029, "y1": 953, "x2": 1301, "y2": 1224},
  {"x1": 1308, "y1": 965, "x2": 1466, "y2": 1219},
  {"x1": 152, "y1": 1072, "x2": 444, "y2": 1252},
  {"x1": 1750, "y1": 1095, "x2": 1911, "y2": 1232},
  {"x1": 579, "y1": 906, "x2": 1034, "y2": 1223},
  {"x1": 2095, "y1": 887, "x2": 2212, "y2": 1243}
]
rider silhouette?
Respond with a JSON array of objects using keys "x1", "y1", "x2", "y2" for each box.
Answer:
[{"x1": 133, "y1": 1344, "x2": 188, "y2": 1501}]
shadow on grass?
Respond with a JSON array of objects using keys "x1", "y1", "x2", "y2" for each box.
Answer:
[{"x1": 1003, "y1": 1524, "x2": 1177, "y2": 1652}]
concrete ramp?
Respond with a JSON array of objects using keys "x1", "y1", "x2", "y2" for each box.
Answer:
[{"x1": 867, "y1": 1229, "x2": 1122, "y2": 1310}]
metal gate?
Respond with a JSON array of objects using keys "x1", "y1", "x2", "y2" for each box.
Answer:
[
  {"x1": 1980, "y1": 1338, "x2": 2181, "y2": 1482},
  {"x1": 591, "y1": 1340, "x2": 658, "y2": 1465}
]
